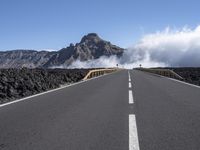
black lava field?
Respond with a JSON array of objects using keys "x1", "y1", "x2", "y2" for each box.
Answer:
[
  {"x1": 0, "y1": 68, "x2": 89, "y2": 104},
  {"x1": 171, "y1": 67, "x2": 200, "y2": 86}
]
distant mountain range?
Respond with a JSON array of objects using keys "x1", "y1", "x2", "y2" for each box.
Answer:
[{"x1": 0, "y1": 33, "x2": 124, "y2": 68}]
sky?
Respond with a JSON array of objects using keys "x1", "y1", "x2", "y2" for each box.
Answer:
[{"x1": 1, "y1": 0, "x2": 200, "y2": 51}]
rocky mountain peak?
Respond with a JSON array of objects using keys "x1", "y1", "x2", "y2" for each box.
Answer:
[
  {"x1": 0, "y1": 33, "x2": 124, "y2": 68},
  {"x1": 80, "y1": 33, "x2": 102, "y2": 44}
]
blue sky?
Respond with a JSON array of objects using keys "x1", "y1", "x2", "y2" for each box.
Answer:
[{"x1": 1, "y1": 0, "x2": 200, "y2": 51}]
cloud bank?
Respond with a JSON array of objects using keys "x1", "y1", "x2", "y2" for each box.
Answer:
[{"x1": 69, "y1": 25, "x2": 200, "y2": 68}]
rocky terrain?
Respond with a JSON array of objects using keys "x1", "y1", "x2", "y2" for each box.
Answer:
[
  {"x1": 170, "y1": 67, "x2": 200, "y2": 86},
  {"x1": 155, "y1": 67, "x2": 200, "y2": 86},
  {"x1": 0, "y1": 33, "x2": 124, "y2": 68},
  {"x1": 0, "y1": 68, "x2": 89, "y2": 104},
  {"x1": 0, "y1": 50, "x2": 56, "y2": 68},
  {"x1": 141, "y1": 67, "x2": 200, "y2": 86}
]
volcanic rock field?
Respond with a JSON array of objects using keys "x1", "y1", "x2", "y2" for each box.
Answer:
[
  {"x1": 0, "y1": 68, "x2": 89, "y2": 104},
  {"x1": 171, "y1": 67, "x2": 200, "y2": 86},
  {"x1": 0, "y1": 67, "x2": 200, "y2": 105}
]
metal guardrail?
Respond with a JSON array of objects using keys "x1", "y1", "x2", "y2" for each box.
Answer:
[
  {"x1": 83, "y1": 68, "x2": 118, "y2": 80},
  {"x1": 137, "y1": 68, "x2": 184, "y2": 80}
]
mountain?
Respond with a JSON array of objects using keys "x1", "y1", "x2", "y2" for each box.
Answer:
[
  {"x1": 0, "y1": 50, "x2": 56, "y2": 68},
  {"x1": 0, "y1": 33, "x2": 124, "y2": 68}
]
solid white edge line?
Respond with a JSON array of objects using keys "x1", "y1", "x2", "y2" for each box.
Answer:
[
  {"x1": 129, "y1": 90, "x2": 134, "y2": 104},
  {"x1": 129, "y1": 114, "x2": 140, "y2": 150},
  {"x1": 0, "y1": 71, "x2": 118, "y2": 108},
  {"x1": 167, "y1": 77, "x2": 200, "y2": 89},
  {"x1": 138, "y1": 70, "x2": 200, "y2": 89}
]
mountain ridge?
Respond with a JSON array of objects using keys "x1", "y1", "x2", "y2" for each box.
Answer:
[{"x1": 0, "y1": 33, "x2": 124, "y2": 68}]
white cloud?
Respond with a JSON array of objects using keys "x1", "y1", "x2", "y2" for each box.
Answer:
[
  {"x1": 132, "y1": 25, "x2": 200, "y2": 67},
  {"x1": 68, "y1": 25, "x2": 200, "y2": 68},
  {"x1": 41, "y1": 49, "x2": 57, "y2": 52},
  {"x1": 68, "y1": 56, "x2": 119, "y2": 68}
]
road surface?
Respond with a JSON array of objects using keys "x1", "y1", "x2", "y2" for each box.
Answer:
[{"x1": 0, "y1": 70, "x2": 200, "y2": 150}]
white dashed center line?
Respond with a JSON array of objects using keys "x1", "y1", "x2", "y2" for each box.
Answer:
[
  {"x1": 129, "y1": 114, "x2": 140, "y2": 150},
  {"x1": 128, "y1": 72, "x2": 131, "y2": 82},
  {"x1": 129, "y1": 90, "x2": 134, "y2": 104},
  {"x1": 129, "y1": 82, "x2": 132, "y2": 88},
  {"x1": 128, "y1": 71, "x2": 140, "y2": 150}
]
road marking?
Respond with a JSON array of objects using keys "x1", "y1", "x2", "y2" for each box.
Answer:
[
  {"x1": 168, "y1": 78, "x2": 200, "y2": 89},
  {"x1": 128, "y1": 71, "x2": 131, "y2": 82},
  {"x1": 129, "y1": 82, "x2": 132, "y2": 88},
  {"x1": 0, "y1": 71, "x2": 118, "y2": 108},
  {"x1": 128, "y1": 70, "x2": 140, "y2": 149},
  {"x1": 129, "y1": 90, "x2": 134, "y2": 104},
  {"x1": 129, "y1": 114, "x2": 140, "y2": 150},
  {"x1": 140, "y1": 70, "x2": 200, "y2": 89}
]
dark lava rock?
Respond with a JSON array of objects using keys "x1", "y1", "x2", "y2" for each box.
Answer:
[
  {"x1": 161, "y1": 67, "x2": 200, "y2": 86},
  {"x1": 0, "y1": 68, "x2": 89, "y2": 104}
]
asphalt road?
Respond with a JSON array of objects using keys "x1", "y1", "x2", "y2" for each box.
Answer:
[
  {"x1": 0, "y1": 71, "x2": 129, "y2": 150},
  {"x1": 0, "y1": 70, "x2": 200, "y2": 150},
  {"x1": 131, "y1": 70, "x2": 200, "y2": 150}
]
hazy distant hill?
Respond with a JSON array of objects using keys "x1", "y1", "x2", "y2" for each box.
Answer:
[{"x1": 0, "y1": 33, "x2": 124, "y2": 68}]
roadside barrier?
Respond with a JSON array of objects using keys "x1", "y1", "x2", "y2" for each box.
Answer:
[
  {"x1": 83, "y1": 68, "x2": 119, "y2": 80},
  {"x1": 137, "y1": 68, "x2": 184, "y2": 80}
]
